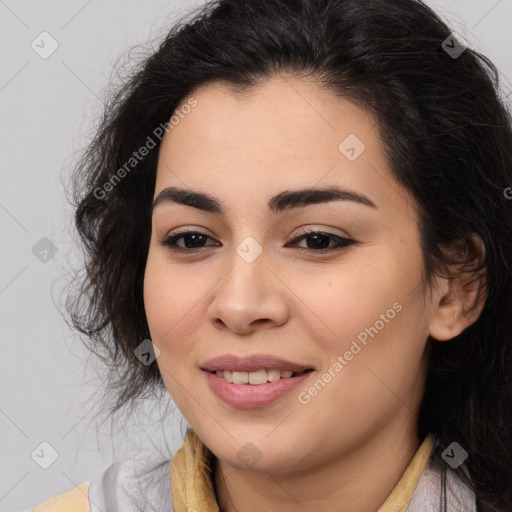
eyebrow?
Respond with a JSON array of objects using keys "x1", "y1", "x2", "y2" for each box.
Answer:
[{"x1": 152, "y1": 185, "x2": 378, "y2": 215}]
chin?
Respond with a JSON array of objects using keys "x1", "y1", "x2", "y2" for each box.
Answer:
[{"x1": 211, "y1": 439, "x2": 308, "y2": 474}]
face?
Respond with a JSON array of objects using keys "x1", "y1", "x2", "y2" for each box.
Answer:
[{"x1": 143, "y1": 76, "x2": 434, "y2": 473}]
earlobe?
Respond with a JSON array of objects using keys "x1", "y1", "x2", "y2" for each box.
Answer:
[{"x1": 427, "y1": 235, "x2": 487, "y2": 342}]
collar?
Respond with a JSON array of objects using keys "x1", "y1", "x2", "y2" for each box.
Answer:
[{"x1": 170, "y1": 429, "x2": 434, "y2": 512}]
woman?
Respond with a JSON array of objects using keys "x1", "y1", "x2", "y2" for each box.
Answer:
[{"x1": 26, "y1": 0, "x2": 512, "y2": 510}]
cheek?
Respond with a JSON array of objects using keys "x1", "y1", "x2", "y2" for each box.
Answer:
[
  {"x1": 297, "y1": 248, "x2": 428, "y2": 388},
  {"x1": 143, "y1": 254, "x2": 202, "y2": 413},
  {"x1": 294, "y1": 289, "x2": 427, "y2": 444},
  {"x1": 144, "y1": 249, "x2": 199, "y2": 333},
  {"x1": 143, "y1": 251, "x2": 205, "y2": 386},
  {"x1": 291, "y1": 253, "x2": 408, "y2": 347}
]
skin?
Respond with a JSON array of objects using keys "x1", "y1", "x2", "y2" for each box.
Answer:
[{"x1": 143, "y1": 76, "x2": 486, "y2": 512}]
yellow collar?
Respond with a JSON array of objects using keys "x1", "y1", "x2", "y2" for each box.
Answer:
[{"x1": 170, "y1": 429, "x2": 434, "y2": 512}]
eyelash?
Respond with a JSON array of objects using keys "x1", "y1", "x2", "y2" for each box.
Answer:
[{"x1": 158, "y1": 226, "x2": 356, "y2": 255}]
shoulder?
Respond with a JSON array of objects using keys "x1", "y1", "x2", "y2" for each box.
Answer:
[
  {"x1": 29, "y1": 481, "x2": 90, "y2": 512},
  {"x1": 24, "y1": 458, "x2": 174, "y2": 512},
  {"x1": 407, "y1": 436, "x2": 478, "y2": 512},
  {"x1": 90, "y1": 458, "x2": 174, "y2": 511}
]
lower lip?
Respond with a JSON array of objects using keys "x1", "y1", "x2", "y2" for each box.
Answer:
[{"x1": 203, "y1": 370, "x2": 313, "y2": 408}]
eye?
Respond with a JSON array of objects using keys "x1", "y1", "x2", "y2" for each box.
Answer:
[
  {"x1": 158, "y1": 227, "x2": 356, "y2": 254},
  {"x1": 158, "y1": 228, "x2": 220, "y2": 253},
  {"x1": 286, "y1": 227, "x2": 356, "y2": 254}
]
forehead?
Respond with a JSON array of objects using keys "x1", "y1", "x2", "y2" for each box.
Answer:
[{"x1": 154, "y1": 77, "x2": 410, "y2": 218}]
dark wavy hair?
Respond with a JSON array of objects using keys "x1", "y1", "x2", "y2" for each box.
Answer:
[{"x1": 63, "y1": 0, "x2": 512, "y2": 509}]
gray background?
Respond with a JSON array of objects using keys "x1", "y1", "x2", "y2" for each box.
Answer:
[{"x1": 1, "y1": 1, "x2": 511, "y2": 510}]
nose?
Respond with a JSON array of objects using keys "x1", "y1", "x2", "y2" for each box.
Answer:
[{"x1": 206, "y1": 248, "x2": 290, "y2": 335}]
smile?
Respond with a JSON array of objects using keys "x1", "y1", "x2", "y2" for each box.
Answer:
[{"x1": 203, "y1": 369, "x2": 314, "y2": 408}]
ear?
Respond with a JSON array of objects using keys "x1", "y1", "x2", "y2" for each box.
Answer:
[{"x1": 428, "y1": 235, "x2": 488, "y2": 342}]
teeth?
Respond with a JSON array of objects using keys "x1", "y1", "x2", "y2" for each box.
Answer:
[
  {"x1": 215, "y1": 368, "x2": 296, "y2": 384},
  {"x1": 249, "y1": 369, "x2": 267, "y2": 385}
]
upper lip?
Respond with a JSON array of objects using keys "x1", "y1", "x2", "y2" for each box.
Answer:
[{"x1": 201, "y1": 353, "x2": 313, "y2": 373}]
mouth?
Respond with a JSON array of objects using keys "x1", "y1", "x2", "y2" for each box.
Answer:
[
  {"x1": 202, "y1": 368, "x2": 315, "y2": 408},
  {"x1": 200, "y1": 353, "x2": 315, "y2": 407}
]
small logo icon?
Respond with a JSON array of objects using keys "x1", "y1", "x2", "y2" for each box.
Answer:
[
  {"x1": 32, "y1": 237, "x2": 58, "y2": 263},
  {"x1": 237, "y1": 442, "x2": 262, "y2": 468},
  {"x1": 236, "y1": 236, "x2": 263, "y2": 264},
  {"x1": 441, "y1": 441, "x2": 468, "y2": 469},
  {"x1": 338, "y1": 134, "x2": 366, "y2": 161},
  {"x1": 441, "y1": 32, "x2": 467, "y2": 59},
  {"x1": 31, "y1": 441, "x2": 59, "y2": 469},
  {"x1": 31, "y1": 31, "x2": 59, "y2": 59},
  {"x1": 134, "y1": 339, "x2": 160, "y2": 365}
]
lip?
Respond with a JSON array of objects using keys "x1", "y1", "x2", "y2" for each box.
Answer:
[
  {"x1": 203, "y1": 369, "x2": 314, "y2": 408},
  {"x1": 200, "y1": 353, "x2": 313, "y2": 373}
]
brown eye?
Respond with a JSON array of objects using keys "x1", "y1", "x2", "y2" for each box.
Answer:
[
  {"x1": 159, "y1": 230, "x2": 220, "y2": 253},
  {"x1": 286, "y1": 229, "x2": 356, "y2": 254}
]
